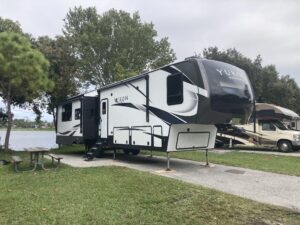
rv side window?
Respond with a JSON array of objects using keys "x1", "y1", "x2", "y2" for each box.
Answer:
[
  {"x1": 62, "y1": 103, "x2": 72, "y2": 122},
  {"x1": 167, "y1": 73, "x2": 183, "y2": 105},
  {"x1": 261, "y1": 122, "x2": 276, "y2": 131},
  {"x1": 102, "y1": 102, "x2": 107, "y2": 115},
  {"x1": 75, "y1": 108, "x2": 81, "y2": 120}
]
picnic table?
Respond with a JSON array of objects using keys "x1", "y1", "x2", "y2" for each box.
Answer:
[
  {"x1": 11, "y1": 148, "x2": 63, "y2": 172},
  {"x1": 25, "y1": 147, "x2": 50, "y2": 171}
]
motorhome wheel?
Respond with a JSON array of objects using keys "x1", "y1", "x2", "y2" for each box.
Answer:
[{"x1": 277, "y1": 140, "x2": 292, "y2": 152}]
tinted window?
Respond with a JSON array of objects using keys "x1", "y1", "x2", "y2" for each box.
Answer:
[
  {"x1": 62, "y1": 103, "x2": 72, "y2": 122},
  {"x1": 272, "y1": 120, "x2": 287, "y2": 130},
  {"x1": 102, "y1": 102, "x2": 106, "y2": 115},
  {"x1": 202, "y1": 59, "x2": 253, "y2": 99},
  {"x1": 261, "y1": 122, "x2": 276, "y2": 131},
  {"x1": 75, "y1": 108, "x2": 81, "y2": 120},
  {"x1": 175, "y1": 61, "x2": 204, "y2": 88},
  {"x1": 167, "y1": 73, "x2": 183, "y2": 105}
]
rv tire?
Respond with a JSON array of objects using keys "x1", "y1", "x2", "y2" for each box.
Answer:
[
  {"x1": 277, "y1": 140, "x2": 292, "y2": 152},
  {"x1": 131, "y1": 149, "x2": 140, "y2": 155}
]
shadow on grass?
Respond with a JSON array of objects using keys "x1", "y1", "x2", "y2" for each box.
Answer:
[{"x1": 50, "y1": 144, "x2": 86, "y2": 155}]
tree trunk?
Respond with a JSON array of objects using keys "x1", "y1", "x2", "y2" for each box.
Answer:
[
  {"x1": 4, "y1": 96, "x2": 12, "y2": 151},
  {"x1": 52, "y1": 108, "x2": 57, "y2": 132}
]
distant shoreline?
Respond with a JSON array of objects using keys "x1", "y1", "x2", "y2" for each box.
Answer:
[{"x1": 0, "y1": 128, "x2": 55, "y2": 131}]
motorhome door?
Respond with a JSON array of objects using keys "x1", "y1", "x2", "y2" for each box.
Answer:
[{"x1": 100, "y1": 99, "x2": 108, "y2": 138}]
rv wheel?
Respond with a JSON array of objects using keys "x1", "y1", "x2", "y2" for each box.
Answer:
[
  {"x1": 131, "y1": 149, "x2": 140, "y2": 155},
  {"x1": 277, "y1": 140, "x2": 292, "y2": 152}
]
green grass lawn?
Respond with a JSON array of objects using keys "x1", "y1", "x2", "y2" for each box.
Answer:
[
  {"x1": 0, "y1": 151, "x2": 299, "y2": 225},
  {"x1": 51, "y1": 144, "x2": 86, "y2": 155},
  {"x1": 144, "y1": 150, "x2": 300, "y2": 177},
  {"x1": 51, "y1": 145, "x2": 300, "y2": 176}
]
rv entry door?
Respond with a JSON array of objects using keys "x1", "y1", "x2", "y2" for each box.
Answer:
[{"x1": 100, "y1": 99, "x2": 108, "y2": 138}]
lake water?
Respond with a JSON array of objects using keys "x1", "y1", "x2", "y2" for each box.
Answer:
[{"x1": 0, "y1": 130, "x2": 57, "y2": 151}]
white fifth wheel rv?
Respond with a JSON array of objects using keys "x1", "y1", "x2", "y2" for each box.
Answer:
[{"x1": 56, "y1": 57, "x2": 254, "y2": 159}]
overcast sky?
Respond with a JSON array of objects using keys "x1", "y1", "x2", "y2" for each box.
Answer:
[{"x1": 1, "y1": 0, "x2": 299, "y2": 121}]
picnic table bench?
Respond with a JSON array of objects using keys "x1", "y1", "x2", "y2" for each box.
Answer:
[
  {"x1": 12, "y1": 156, "x2": 23, "y2": 172},
  {"x1": 48, "y1": 154, "x2": 63, "y2": 166}
]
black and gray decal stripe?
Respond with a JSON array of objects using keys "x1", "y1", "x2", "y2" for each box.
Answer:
[
  {"x1": 115, "y1": 127, "x2": 143, "y2": 131},
  {"x1": 58, "y1": 131, "x2": 72, "y2": 135},
  {"x1": 58, "y1": 126, "x2": 79, "y2": 135},
  {"x1": 161, "y1": 66, "x2": 179, "y2": 74},
  {"x1": 161, "y1": 66, "x2": 193, "y2": 85},
  {"x1": 182, "y1": 76, "x2": 194, "y2": 85},
  {"x1": 115, "y1": 127, "x2": 130, "y2": 131},
  {"x1": 69, "y1": 131, "x2": 76, "y2": 136},
  {"x1": 147, "y1": 106, "x2": 186, "y2": 124},
  {"x1": 112, "y1": 103, "x2": 186, "y2": 124},
  {"x1": 112, "y1": 103, "x2": 139, "y2": 110},
  {"x1": 127, "y1": 83, "x2": 147, "y2": 98},
  {"x1": 124, "y1": 82, "x2": 152, "y2": 103},
  {"x1": 144, "y1": 132, "x2": 164, "y2": 139}
]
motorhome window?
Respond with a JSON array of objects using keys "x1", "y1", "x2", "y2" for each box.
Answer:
[
  {"x1": 272, "y1": 120, "x2": 288, "y2": 130},
  {"x1": 75, "y1": 108, "x2": 81, "y2": 120},
  {"x1": 62, "y1": 103, "x2": 72, "y2": 122},
  {"x1": 102, "y1": 102, "x2": 107, "y2": 115},
  {"x1": 167, "y1": 73, "x2": 183, "y2": 105},
  {"x1": 261, "y1": 122, "x2": 276, "y2": 131}
]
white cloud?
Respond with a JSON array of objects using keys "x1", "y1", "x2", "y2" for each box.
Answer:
[{"x1": 1, "y1": 0, "x2": 300, "y2": 119}]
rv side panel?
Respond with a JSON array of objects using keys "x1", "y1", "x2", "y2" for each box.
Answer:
[{"x1": 56, "y1": 98, "x2": 83, "y2": 145}]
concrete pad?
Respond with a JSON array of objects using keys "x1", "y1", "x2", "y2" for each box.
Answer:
[{"x1": 51, "y1": 153, "x2": 300, "y2": 212}]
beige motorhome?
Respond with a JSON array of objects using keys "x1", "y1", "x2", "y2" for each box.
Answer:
[
  {"x1": 221, "y1": 103, "x2": 300, "y2": 152},
  {"x1": 237, "y1": 119, "x2": 300, "y2": 151}
]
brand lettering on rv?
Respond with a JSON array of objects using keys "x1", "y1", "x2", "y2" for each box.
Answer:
[
  {"x1": 216, "y1": 68, "x2": 242, "y2": 81},
  {"x1": 114, "y1": 96, "x2": 128, "y2": 103}
]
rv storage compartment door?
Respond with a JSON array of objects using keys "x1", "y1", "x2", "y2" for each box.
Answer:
[
  {"x1": 113, "y1": 127, "x2": 130, "y2": 145},
  {"x1": 131, "y1": 126, "x2": 152, "y2": 146},
  {"x1": 176, "y1": 132, "x2": 210, "y2": 149},
  {"x1": 167, "y1": 124, "x2": 217, "y2": 152}
]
